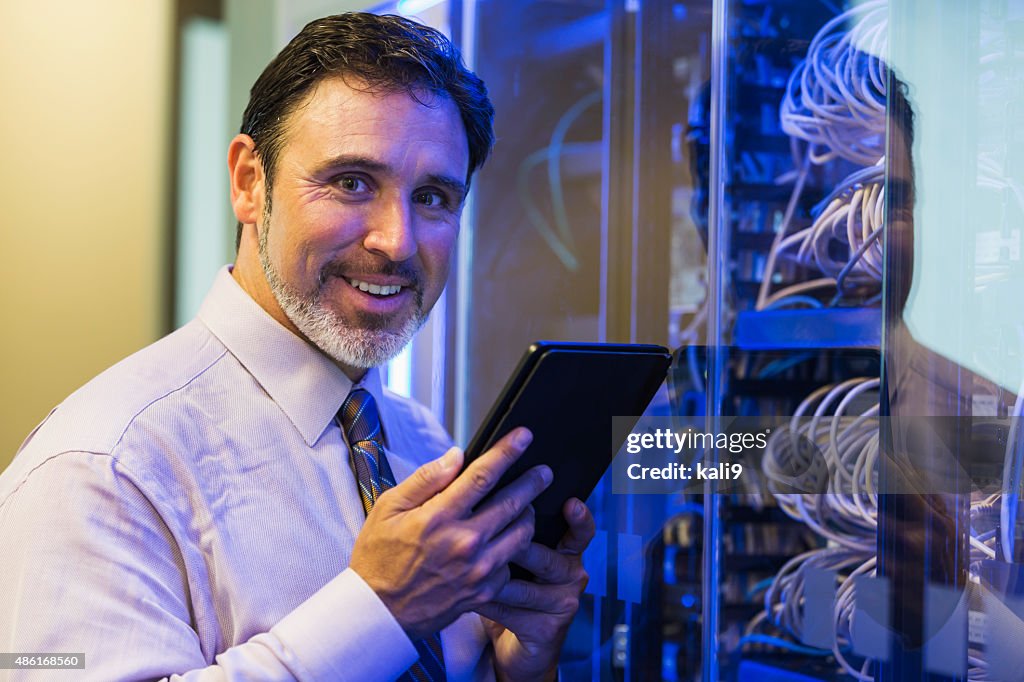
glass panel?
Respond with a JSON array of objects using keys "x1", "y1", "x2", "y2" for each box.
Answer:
[
  {"x1": 883, "y1": 1, "x2": 1024, "y2": 680},
  {"x1": 464, "y1": 9, "x2": 611, "y2": 677},
  {"x1": 463, "y1": 2, "x2": 711, "y2": 680},
  {"x1": 459, "y1": 1, "x2": 609, "y2": 442},
  {"x1": 702, "y1": 1, "x2": 1024, "y2": 681},
  {"x1": 703, "y1": 1, "x2": 888, "y2": 680}
]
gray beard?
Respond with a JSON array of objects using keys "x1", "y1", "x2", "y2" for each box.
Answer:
[{"x1": 258, "y1": 220, "x2": 425, "y2": 370}]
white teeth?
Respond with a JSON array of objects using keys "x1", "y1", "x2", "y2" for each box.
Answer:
[{"x1": 348, "y1": 278, "x2": 402, "y2": 296}]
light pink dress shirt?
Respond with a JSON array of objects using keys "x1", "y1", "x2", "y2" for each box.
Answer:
[{"x1": 0, "y1": 267, "x2": 493, "y2": 681}]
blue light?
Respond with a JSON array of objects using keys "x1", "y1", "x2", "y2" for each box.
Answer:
[
  {"x1": 386, "y1": 343, "x2": 412, "y2": 398},
  {"x1": 396, "y1": 0, "x2": 445, "y2": 16},
  {"x1": 673, "y1": 4, "x2": 688, "y2": 21},
  {"x1": 663, "y1": 642, "x2": 679, "y2": 679},
  {"x1": 663, "y1": 546, "x2": 677, "y2": 584},
  {"x1": 681, "y1": 593, "x2": 697, "y2": 608}
]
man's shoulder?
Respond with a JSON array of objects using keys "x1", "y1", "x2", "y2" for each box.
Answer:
[{"x1": 6, "y1": 320, "x2": 232, "y2": 478}]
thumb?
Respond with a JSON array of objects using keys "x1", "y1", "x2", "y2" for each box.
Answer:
[{"x1": 385, "y1": 446, "x2": 464, "y2": 510}]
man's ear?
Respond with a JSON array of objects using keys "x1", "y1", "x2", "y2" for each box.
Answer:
[{"x1": 228, "y1": 134, "x2": 265, "y2": 226}]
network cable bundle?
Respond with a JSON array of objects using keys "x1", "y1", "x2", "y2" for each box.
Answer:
[
  {"x1": 755, "y1": 380, "x2": 1005, "y2": 681},
  {"x1": 737, "y1": 2, "x2": 891, "y2": 679},
  {"x1": 658, "y1": 0, "x2": 1021, "y2": 678},
  {"x1": 659, "y1": 2, "x2": 894, "y2": 679},
  {"x1": 742, "y1": 4, "x2": 892, "y2": 677},
  {"x1": 758, "y1": 0, "x2": 887, "y2": 312},
  {"x1": 740, "y1": 5, "x2": 1015, "y2": 678},
  {"x1": 753, "y1": 376, "x2": 880, "y2": 680}
]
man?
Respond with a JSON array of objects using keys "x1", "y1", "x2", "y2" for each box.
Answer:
[{"x1": 0, "y1": 13, "x2": 593, "y2": 681}]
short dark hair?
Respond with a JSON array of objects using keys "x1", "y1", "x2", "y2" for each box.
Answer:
[{"x1": 236, "y1": 12, "x2": 495, "y2": 248}]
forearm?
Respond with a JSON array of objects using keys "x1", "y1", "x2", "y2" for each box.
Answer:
[{"x1": 0, "y1": 456, "x2": 418, "y2": 682}]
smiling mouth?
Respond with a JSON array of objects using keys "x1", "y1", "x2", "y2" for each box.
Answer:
[{"x1": 344, "y1": 277, "x2": 404, "y2": 297}]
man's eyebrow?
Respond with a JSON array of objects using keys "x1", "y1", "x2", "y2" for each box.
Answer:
[
  {"x1": 425, "y1": 174, "x2": 469, "y2": 201},
  {"x1": 312, "y1": 154, "x2": 389, "y2": 176}
]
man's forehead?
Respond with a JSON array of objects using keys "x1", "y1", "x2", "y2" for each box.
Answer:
[
  {"x1": 287, "y1": 75, "x2": 458, "y2": 130},
  {"x1": 277, "y1": 75, "x2": 469, "y2": 168}
]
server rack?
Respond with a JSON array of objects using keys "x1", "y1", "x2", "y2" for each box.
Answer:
[{"x1": 458, "y1": 0, "x2": 1024, "y2": 680}]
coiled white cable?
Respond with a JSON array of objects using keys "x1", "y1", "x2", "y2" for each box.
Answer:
[
  {"x1": 763, "y1": 377, "x2": 881, "y2": 549},
  {"x1": 780, "y1": 0, "x2": 887, "y2": 166},
  {"x1": 760, "y1": 163, "x2": 886, "y2": 309},
  {"x1": 759, "y1": 1, "x2": 888, "y2": 309}
]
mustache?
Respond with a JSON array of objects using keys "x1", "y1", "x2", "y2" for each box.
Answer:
[{"x1": 318, "y1": 259, "x2": 422, "y2": 289}]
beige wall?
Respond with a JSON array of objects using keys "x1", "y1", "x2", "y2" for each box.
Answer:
[{"x1": 0, "y1": 1, "x2": 173, "y2": 467}]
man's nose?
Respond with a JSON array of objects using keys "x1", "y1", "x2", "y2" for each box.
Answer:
[{"x1": 363, "y1": 197, "x2": 417, "y2": 262}]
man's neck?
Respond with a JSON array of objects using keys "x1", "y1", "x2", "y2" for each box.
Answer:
[{"x1": 229, "y1": 254, "x2": 368, "y2": 383}]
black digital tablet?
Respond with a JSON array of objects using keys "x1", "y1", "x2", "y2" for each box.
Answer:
[{"x1": 463, "y1": 341, "x2": 672, "y2": 549}]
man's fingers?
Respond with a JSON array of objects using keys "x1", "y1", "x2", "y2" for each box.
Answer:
[
  {"x1": 383, "y1": 446, "x2": 464, "y2": 510},
  {"x1": 556, "y1": 498, "x2": 595, "y2": 555},
  {"x1": 482, "y1": 506, "x2": 536, "y2": 569},
  {"x1": 475, "y1": 600, "x2": 574, "y2": 643},
  {"x1": 435, "y1": 428, "x2": 533, "y2": 516},
  {"x1": 493, "y1": 579, "x2": 578, "y2": 614},
  {"x1": 471, "y1": 464, "x2": 551, "y2": 539},
  {"x1": 514, "y1": 542, "x2": 579, "y2": 585},
  {"x1": 475, "y1": 601, "x2": 532, "y2": 632}
]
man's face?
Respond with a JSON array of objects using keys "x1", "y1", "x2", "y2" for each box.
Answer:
[{"x1": 255, "y1": 76, "x2": 469, "y2": 370}]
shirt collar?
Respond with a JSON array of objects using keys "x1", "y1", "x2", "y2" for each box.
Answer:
[{"x1": 197, "y1": 266, "x2": 386, "y2": 447}]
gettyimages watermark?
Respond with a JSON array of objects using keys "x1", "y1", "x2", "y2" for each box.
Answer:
[
  {"x1": 621, "y1": 427, "x2": 762, "y2": 484},
  {"x1": 612, "y1": 415, "x2": 1024, "y2": 496}
]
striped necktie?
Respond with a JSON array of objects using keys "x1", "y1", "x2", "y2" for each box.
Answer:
[{"x1": 338, "y1": 388, "x2": 447, "y2": 682}]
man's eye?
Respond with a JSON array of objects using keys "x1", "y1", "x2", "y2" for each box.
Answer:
[
  {"x1": 414, "y1": 190, "x2": 448, "y2": 208},
  {"x1": 337, "y1": 176, "x2": 369, "y2": 192}
]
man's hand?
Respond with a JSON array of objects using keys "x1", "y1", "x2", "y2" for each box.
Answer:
[
  {"x1": 477, "y1": 497, "x2": 596, "y2": 682},
  {"x1": 348, "y1": 428, "x2": 551, "y2": 640}
]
